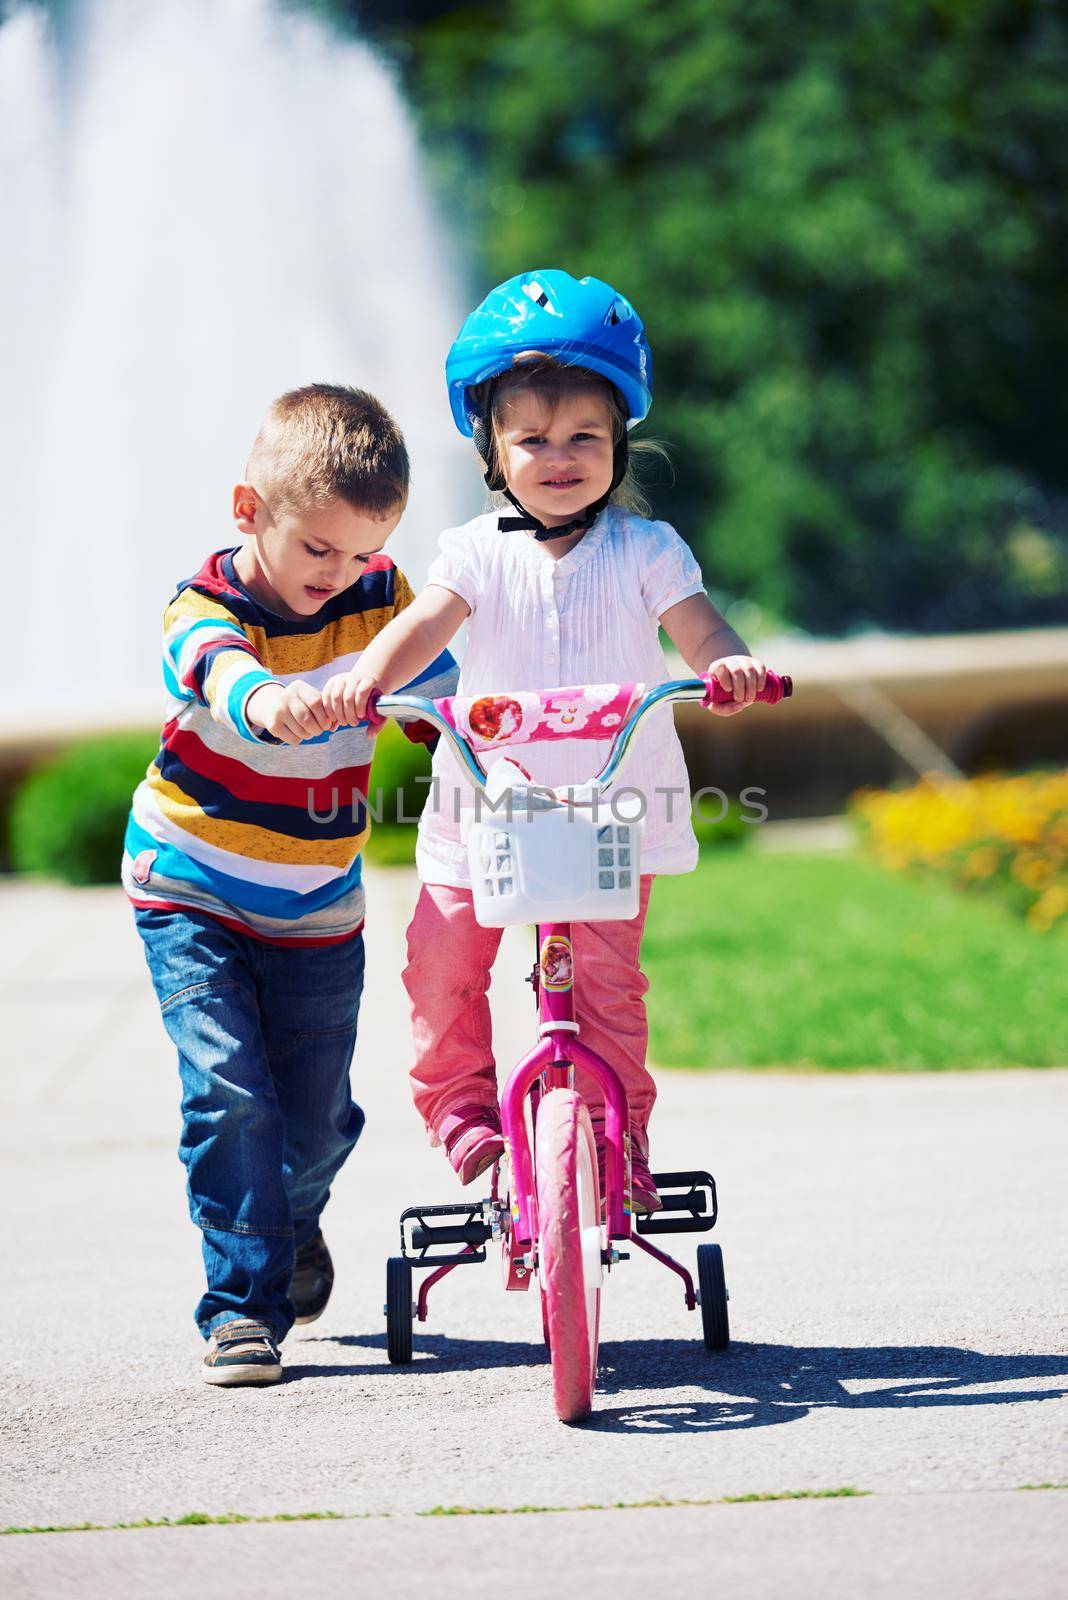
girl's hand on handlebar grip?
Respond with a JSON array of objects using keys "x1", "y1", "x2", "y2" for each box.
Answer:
[
  {"x1": 363, "y1": 689, "x2": 386, "y2": 730},
  {"x1": 702, "y1": 662, "x2": 792, "y2": 711},
  {"x1": 703, "y1": 655, "x2": 767, "y2": 715},
  {"x1": 321, "y1": 671, "x2": 384, "y2": 729}
]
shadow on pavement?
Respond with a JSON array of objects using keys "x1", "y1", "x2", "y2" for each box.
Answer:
[
  {"x1": 289, "y1": 1330, "x2": 546, "y2": 1381},
  {"x1": 587, "y1": 1341, "x2": 1068, "y2": 1433},
  {"x1": 297, "y1": 1332, "x2": 1068, "y2": 1433}
]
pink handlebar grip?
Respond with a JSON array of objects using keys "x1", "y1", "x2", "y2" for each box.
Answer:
[
  {"x1": 364, "y1": 688, "x2": 387, "y2": 731},
  {"x1": 702, "y1": 668, "x2": 792, "y2": 707}
]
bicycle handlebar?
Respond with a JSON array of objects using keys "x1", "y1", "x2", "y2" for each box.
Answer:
[{"x1": 371, "y1": 670, "x2": 791, "y2": 796}]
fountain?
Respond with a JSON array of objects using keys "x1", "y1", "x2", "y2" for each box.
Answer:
[{"x1": 0, "y1": 0, "x2": 475, "y2": 735}]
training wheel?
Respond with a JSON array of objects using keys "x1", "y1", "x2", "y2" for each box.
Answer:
[
  {"x1": 696, "y1": 1242, "x2": 729, "y2": 1350},
  {"x1": 386, "y1": 1256, "x2": 414, "y2": 1364}
]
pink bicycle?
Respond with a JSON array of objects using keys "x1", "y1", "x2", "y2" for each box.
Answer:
[{"x1": 375, "y1": 670, "x2": 791, "y2": 1422}]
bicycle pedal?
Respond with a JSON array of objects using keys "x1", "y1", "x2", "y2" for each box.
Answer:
[
  {"x1": 635, "y1": 1170, "x2": 718, "y2": 1236},
  {"x1": 399, "y1": 1201, "x2": 494, "y2": 1266}
]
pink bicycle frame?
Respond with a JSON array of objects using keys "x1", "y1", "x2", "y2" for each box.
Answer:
[
  {"x1": 500, "y1": 919, "x2": 632, "y2": 1252},
  {"x1": 371, "y1": 670, "x2": 792, "y2": 1317}
]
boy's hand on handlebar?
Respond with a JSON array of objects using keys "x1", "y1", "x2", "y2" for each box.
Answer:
[
  {"x1": 246, "y1": 681, "x2": 335, "y2": 745},
  {"x1": 705, "y1": 655, "x2": 767, "y2": 716},
  {"x1": 320, "y1": 670, "x2": 381, "y2": 730}
]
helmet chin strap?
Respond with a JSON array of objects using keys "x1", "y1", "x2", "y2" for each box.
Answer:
[
  {"x1": 479, "y1": 429, "x2": 629, "y2": 542},
  {"x1": 496, "y1": 486, "x2": 605, "y2": 541}
]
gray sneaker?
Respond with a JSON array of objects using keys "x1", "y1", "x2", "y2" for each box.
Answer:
[{"x1": 203, "y1": 1319, "x2": 282, "y2": 1386}]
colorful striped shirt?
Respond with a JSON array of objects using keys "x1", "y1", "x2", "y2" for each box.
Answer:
[{"x1": 123, "y1": 547, "x2": 457, "y2": 945}]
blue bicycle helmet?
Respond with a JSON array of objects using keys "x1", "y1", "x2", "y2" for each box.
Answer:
[
  {"x1": 446, "y1": 269, "x2": 653, "y2": 438},
  {"x1": 446, "y1": 269, "x2": 653, "y2": 540}
]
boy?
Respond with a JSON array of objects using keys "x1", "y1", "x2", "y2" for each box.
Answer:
[{"x1": 124, "y1": 384, "x2": 456, "y2": 1385}]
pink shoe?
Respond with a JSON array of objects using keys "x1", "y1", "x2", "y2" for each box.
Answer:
[
  {"x1": 629, "y1": 1135, "x2": 663, "y2": 1215},
  {"x1": 439, "y1": 1104, "x2": 505, "y2": 1187},
  {"x1": 592, "y1": 1119, "x2": 663, "y2": 1215}
]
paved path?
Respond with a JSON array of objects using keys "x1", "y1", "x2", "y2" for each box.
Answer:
[{"x1": 1, "y1": 876, "x2": 1066, "y2": 1597}]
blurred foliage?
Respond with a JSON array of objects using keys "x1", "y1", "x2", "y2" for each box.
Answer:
[
  {"x1": 368, "y1": 719, "x2": 435, "y2": 825},
  {"x1": 850, "y1": 764, "x2": 1068, "y2": 931},
  {"x1": 362, "y1": 822, "x2": 418, "y2": 866},
  {"x1": 10, "y1": 733, "x2": 158, "y2": 885},
  {"x1": 693, "y1": 794, "x2": 750, "y2": 851},
  {"x1": 362, "y1": 719, "x2": 428, "y2": 866},
  {"x1": 341, "y1": 0, "x2": 1068, "y2": 636}
]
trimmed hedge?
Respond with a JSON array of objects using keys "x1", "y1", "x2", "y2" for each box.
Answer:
[
  {"x1": 10, "y1": 732, "x2": 159, "y2": 886},
  {"x1": 363, "y1": 720, "x2": 434, "y2": 866},
  {"x1": 693, "y1": 798, "x2": 750, "y2": 852},
  {"x1": 366, "y1": 720, "x2": 434, "y2": 827}
]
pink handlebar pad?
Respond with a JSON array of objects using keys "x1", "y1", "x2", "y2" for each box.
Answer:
[
  {"x1": 367, "y1": 672, "x2": 791, "y2": 750},
  {"x1": 435, "y1": 683, "x2": 644, "y2": 752}
]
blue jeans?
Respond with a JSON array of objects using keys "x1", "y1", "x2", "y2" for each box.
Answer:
[{"x1": 134, "y1": 907, "x2": 365, "y2": 1341}]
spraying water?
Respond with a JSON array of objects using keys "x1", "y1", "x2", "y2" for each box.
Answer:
[{"x1": 0, "y1": 0, "x2": 474, "y2": 730}]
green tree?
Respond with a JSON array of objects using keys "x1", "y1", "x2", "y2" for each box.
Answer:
[{"x1": 356, "y1": 0, "x2": 1068, "y2": 636}]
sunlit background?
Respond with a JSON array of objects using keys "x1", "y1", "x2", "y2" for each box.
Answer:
[{"x1": 0, "y1": 0, "x2": 474, "y2": 727}]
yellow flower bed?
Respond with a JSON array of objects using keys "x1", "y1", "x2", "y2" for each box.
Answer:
[{"x1": 848, "y1": 769, "x2": 1068, "y2": 933}]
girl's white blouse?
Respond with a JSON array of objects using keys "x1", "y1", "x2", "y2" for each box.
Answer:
[{"x1": 414, "y1": 506, "x2": 707, "y2": 886}]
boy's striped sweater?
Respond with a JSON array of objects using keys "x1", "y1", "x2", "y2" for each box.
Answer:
[{"x1": 122, "y1": 547, "x2": 456, "y2": 945}]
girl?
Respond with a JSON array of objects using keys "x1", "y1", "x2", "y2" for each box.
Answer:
[{"x1": 325, "y1": 269, "x2": 766, "y2": 1211}]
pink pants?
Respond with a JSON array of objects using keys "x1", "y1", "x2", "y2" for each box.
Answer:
[{"x1": 403, "y1": 877, "x2": 656, "y2": 1144}]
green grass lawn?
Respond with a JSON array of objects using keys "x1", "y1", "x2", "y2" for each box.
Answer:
[{"x1": 644, "y1": 850, "x2": 1068, "y2": 1070}]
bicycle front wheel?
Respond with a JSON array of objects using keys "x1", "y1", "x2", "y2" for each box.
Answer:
[{"x1": 535, "y1": 1089, "x2": 602, "y2": 1422}]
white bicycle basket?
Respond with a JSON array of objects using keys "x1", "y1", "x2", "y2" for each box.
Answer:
[{"x1": 464, "y1": 764, "x2": 642, "y2": 928}]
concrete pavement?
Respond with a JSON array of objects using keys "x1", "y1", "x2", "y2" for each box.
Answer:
[
  {"x1": 1, "y1": 874, "x2": 1066, "y2": 1597},
  {"x1": 3, "y1": 1494, "x2": 1065, "y2": 1600}
]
